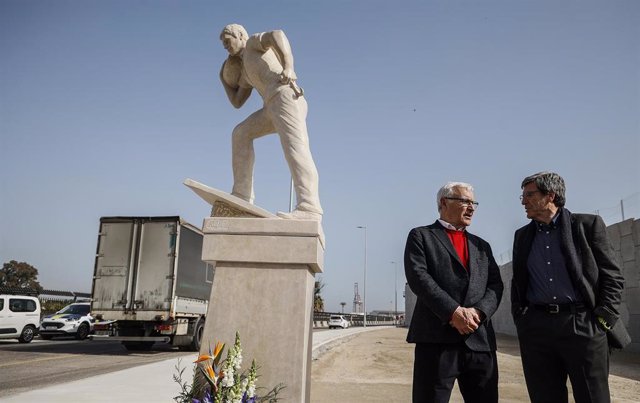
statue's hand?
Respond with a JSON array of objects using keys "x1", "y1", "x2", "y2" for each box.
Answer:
[{"x1": 279, "y1": 68, "x2": 297, "y2": 84}]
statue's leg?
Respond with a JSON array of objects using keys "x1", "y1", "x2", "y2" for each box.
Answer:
[
  {"x1": 268, "y1": 92, "x2": 322, "y2": 215},
  {"x1": 231, "y1": 108, "x2": 274, "y2": 203}
]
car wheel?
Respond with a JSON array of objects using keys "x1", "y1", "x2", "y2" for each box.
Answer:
[
  {"x1": 40, "y1": 334, "x2": 53, "y2": 340},
  {"x1": 76, "y1": 323, "x2": 90, "y2": 340},
  {"x1": 189, "y1": 319, "x2": 205, "y2": 352},
  {"x1": 18, "y1": 325, "x2": 36, "y2": 343}
]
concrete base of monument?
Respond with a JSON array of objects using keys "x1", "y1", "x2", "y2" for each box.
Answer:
[{"x1": 198, "y1": 215, "x2": 324, "y2": 403}]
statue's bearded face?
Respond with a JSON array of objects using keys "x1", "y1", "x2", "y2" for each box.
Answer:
[{"x1": 221, "y1": 34, "x2": 244, "y2": 56}]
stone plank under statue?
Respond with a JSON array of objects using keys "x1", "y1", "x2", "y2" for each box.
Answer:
[
  {"x1": 184, "y1": 179, "x2": 324, "y2": 402},
  {"x1": 184, "y1": 178, "x2": 275, "y2": 218}
]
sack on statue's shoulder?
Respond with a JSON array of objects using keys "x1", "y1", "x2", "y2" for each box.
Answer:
[{"x1": 222, "y1": 56, "x2": 242, "y2": 88}]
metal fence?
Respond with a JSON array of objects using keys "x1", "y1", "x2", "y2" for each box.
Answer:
[
  {"x1": 313, "y1": 311, "x2": 395, "y2": 327},
  {"x1": 38, "y1": 289, "x2": 91, "y2": 302}
]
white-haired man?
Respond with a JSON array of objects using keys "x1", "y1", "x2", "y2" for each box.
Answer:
[
  {"x1": 404, "y1": 182, "x2": 503, "y2": 403},
  {"x1": 219, "y1": 24, "x2": 322, "y2": 220}
]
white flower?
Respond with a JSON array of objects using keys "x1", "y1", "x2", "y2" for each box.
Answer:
[{"x1": 221, "y1": 369, "x2": 234, "y2": 387}]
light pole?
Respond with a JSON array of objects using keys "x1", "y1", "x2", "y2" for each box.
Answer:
[
  {"x1": 357, "y1": 225, "x2": 367, "y2": 327},
  {"x1": 391, "y1": 261, "x2": 398, "y2": 326}
]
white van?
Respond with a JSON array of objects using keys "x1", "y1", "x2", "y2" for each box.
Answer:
[{"x1": 0, "y1": 290, "x2": 41, "y2": 343}]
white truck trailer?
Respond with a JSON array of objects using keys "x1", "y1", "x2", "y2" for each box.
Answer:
[{"x1": 90, "y1": 216, "x2": 213, "y2": 351}]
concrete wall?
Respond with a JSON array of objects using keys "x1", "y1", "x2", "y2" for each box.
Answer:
[
  {"x1": 492, "y1": 218, "x2": 640, "y2": 352},
  {"x1": 491, "y1": 260, "x2": 516, "y2": 336}
]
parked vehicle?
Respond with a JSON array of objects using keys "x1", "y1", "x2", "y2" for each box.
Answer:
[
  {"x1": 0, "y1": 287, "x2": 41, "y2": 343},
  {"x1": 328, "y1": 315, "x2": 350, "y2": 329},
  {"x1": 39, "y1": 302, "x2": 94, "y2": 340},
  {"x1": 90, "y1": 216, "x2": 213, "y2": 351}
]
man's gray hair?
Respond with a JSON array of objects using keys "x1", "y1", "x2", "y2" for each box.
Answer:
[
  {"x1": 436, "y1": 182, "x2": 474, "y2": 212},
  {"x1": 521, "y1": 171, "x2": 566, "y2": 207},
  {"x1": 220, "y1": 24, "x2": 248, "y2": 41}
]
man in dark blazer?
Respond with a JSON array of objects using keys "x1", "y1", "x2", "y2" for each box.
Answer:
[
  {"x1": 512, "y1": 171, "x2": 627, "y2": 403},
  {"x1": 405, "y1": 182, "x2": 504, "y2": 403}
]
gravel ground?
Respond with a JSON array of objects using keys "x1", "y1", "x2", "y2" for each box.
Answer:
[{"x1": 311, "y1": 327, "x2": 640, "y2": 403}]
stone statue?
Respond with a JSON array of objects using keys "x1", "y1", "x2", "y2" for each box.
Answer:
[{"x1": 219, "y1": 24, "x2": 322, "y2": 221}]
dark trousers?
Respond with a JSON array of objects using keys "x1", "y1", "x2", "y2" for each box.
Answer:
[
  {"x1": 515, "y1": 308, "x2": 610, "y2": 403},
  {"x1": 412, "y1": 342, "x2": 498, "y2": 403}
]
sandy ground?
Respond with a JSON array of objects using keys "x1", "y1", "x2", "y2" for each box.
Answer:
[{"x1": 311, "y1": 327, "x2": 640, "y2": 403}]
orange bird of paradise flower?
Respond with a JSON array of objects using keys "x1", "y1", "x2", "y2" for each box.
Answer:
[{"x1": 195, "y1": 341, "x2": 226, "y2": 390}]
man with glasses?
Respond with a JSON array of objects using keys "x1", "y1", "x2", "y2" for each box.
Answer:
[
  {"x1": 512, "y1": 171, "x2": 628, "y2": 403},
  {"x1": 404, "y1": 182, "x2": 503, "y2": 403}
]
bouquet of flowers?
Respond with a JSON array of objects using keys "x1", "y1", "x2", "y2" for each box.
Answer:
[{"x1": 174, "y1": 332, "x2": 284, "y2": 403}]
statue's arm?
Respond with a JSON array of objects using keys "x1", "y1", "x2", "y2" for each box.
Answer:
[
  {"x1": 219, "y1": 62, "x2": 252, "y2": 108},
  {"x1": 258, "y1": 30, "x2": 297, "y2": 83}
]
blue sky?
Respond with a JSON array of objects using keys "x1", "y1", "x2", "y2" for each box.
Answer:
[{"x1": 1, "y1": 0, "x2": 638, "y2": 313}]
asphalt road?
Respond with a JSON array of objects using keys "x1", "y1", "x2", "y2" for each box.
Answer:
[
  {"x1": 0, "y1": 327, "x2": 368, "y2": 399},
  {"x1": 0, "y1": 336, "x2": 193, "y2": 397}
]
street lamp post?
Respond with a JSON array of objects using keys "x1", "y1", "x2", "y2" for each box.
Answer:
[
  {"x1": 391, "y1": 261, "x2": 398, "y2": 326},
  {"x1": 357, "y1": 225, "x2": 367, "y2": 327}
]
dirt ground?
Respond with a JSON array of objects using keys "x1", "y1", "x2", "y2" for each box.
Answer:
[{"x1": 311, "y1": 327, "x2": 640, "y2": 403}]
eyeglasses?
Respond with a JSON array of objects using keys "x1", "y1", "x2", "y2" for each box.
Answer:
[
  {"x1": 519, "y1": 190, "x2": 542, "y2": 200},
  {"x1": 444, "y1": 197, "x2": 479, "y2": 208}
]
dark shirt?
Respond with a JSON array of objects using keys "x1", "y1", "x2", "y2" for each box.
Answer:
[{"x1": 526, "y1": 212, "x2": 581, "y2": 305}]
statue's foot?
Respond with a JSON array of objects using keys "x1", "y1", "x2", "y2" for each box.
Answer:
[{"x1": 277, "y1": 210, "x2": 322, "y2": 221}]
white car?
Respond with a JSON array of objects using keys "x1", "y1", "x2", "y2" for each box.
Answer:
[
  {"x1": 0, "y1": 291, "x2": 41, "y2": 343},
  {"x1": 328, "y1": 315, "x2": 350, "y2": 329},
  {"x1": 39, "y1": 302, "x2": 94, "y2": 340}
]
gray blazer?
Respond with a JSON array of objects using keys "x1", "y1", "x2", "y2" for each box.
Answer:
[{"x1": 404, "y1": 221, "x2": 504, "y2": 351}]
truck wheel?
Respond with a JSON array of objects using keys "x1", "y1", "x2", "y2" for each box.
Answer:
[
  {"x1": 75, "y1": 323, "x2": 90, "y2": 340},
  {"x1": 123, "y1": 341, "x2": 154, "y2": 351},
  {"x1": 18, "y1": 325, "x2": 36, "y2": 343},
  {"x1": 189, "y1": 319, "x2": 205, "y2": 352}
]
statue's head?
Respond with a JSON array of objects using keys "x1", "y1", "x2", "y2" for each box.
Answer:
[{"x1": 220, "y1": 24, "x2": 248, "y2": 56}]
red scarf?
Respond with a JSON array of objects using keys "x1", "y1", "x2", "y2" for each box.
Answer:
[{"x1": 445, "y1": 229, "x2": 469, "y2": 271}]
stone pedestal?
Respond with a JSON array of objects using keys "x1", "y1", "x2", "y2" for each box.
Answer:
[{"x1": 199, "y1": 216, "x2": 324, "y2": 403}]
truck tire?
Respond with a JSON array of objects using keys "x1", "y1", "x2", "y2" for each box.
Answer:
[
  {"x1": 18, "y1": 325, "x2": 36, "y2": 343},
  {"x1": 122, "y1": 341, "x2": 154, "y2": 351},
  {"x1": 189, "y1": 319, "x2": 205, "y2": 352},
  {"x1": 75, "y1": 323, "x2": 90, "y2": 340}
]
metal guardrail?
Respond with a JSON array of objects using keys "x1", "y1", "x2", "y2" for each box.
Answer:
[{"x1": 313, "y1": 311, "x2": 395, "y2": 327}]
